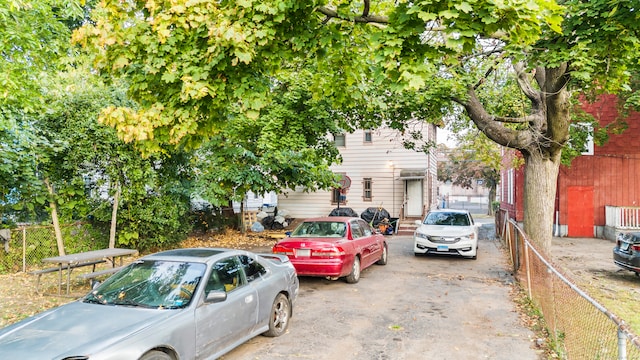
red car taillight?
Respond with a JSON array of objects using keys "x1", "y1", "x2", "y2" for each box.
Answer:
[
  {"x1": 632, "y1": 244, "x2": 640, "y2": 252},
  {"x1": 312, "y1": 246, "x2": 345, "y2": 258},
  {"x1": 272, "y1": 244, "x2": 294, "y2": 256}
]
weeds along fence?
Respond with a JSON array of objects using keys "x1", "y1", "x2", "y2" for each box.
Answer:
[
  {"x1": 0, "y1": 223, "x2": 109, "y2": 274},
  {"x1": 496, "y1": 209, "x2": 640, "y2": 360}
]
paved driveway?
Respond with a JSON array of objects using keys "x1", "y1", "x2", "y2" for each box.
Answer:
[{"x1": 221, "y1": 234, "x2": 544, "y2": 360}]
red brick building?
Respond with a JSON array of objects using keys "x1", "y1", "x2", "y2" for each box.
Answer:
[{"x1": 500, "y1": 94, "x2": 640, "y2": 238}]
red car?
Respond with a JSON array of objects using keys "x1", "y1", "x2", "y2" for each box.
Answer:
[{"x1": 272, "y1": 217, "x2": 388, "y2": 283}]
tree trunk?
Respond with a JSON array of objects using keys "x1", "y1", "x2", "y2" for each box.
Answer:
[
  {"x1": 240, "y1": 200, "x2": 246, "y2": 234},
  {"x1": 109, "y1": 183, "x2": 120, "y2": 249},
  {"x1": 44, "y1": 178, "x2": 65, "y2": 256},
  {"x1": 521, "y1": 153, "x2": 560, "y2": 254}
]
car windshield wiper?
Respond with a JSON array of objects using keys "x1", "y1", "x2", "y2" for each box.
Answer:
[
  {"x1": 83, "y1": 292, "x2": 107, "y2": 305},
  {"x1": 111, "y1": 299, "x2": 155, "y2": 308}
]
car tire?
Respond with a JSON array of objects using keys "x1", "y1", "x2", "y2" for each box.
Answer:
[
  {"x1": 376, "y1": 244, "x2": 388, "y2": 265},
  {"x1": 345, "y1": 256, "x2": 361, "y2": 283},
  {"x1": 139, "y1": 350, "x2": 174, "y2": 360},
  {"x1": 263, "y1": 293, "x2": 291, "y2": 337}
]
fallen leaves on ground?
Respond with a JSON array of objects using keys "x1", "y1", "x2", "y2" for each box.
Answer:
[{"x1": 180, "y1": 229, "x2": 284, "y2": 250}]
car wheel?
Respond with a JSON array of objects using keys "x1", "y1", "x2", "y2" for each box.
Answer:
[
  {"x1": 345, "y1": 256, "x2": 361, "y2": 283},
  {"x1": 139, "y1": 350, "x2": 174, "y2": 360},
  {"x1": 376, "y1": 244, "x2": 388, "y2": 265},
  {"x1": 263, "y1": 293, "x2": 291, "y2": 337}
]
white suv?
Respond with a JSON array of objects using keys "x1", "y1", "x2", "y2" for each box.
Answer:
[{"x1": 413, "y1": 209, "x2": 479, "y2": 260}]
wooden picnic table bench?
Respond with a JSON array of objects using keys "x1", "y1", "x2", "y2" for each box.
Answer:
[
  {"x1": 76, "y1": 265, "x2": 125, "y2": 280},
  {"x1": 37, "y1": 248, "x2": 138, "y2": 295},
  {"x1": 30, "y1": 259, "x2": 106, "y2": 293}
]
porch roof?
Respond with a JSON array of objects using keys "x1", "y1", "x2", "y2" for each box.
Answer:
[{"x1": 397, "y1": 169, "x2": 426, "y2": 180}]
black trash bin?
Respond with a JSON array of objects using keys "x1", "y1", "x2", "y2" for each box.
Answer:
[{"x1": 329, "y1": 207, "x2": 358, "y2": 217}]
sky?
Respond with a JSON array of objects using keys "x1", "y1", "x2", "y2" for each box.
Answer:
[{"x1": 437, "y1": 128, "x2": 457, "y2": 147}]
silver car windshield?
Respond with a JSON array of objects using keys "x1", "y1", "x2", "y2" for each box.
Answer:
[
  {"x1": 424, "y1": 212, "x2": 470, "y2": 226},
  {"x1": 83, "y1": 260, "x2": 206, "y2": 309},
  {"x1": 291, "y1": 221, "x2": 347, "y2": 237}
]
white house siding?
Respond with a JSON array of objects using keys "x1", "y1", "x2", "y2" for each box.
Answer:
[
  {"x1": 278, "y1": 124, "x2": 437, "y2": 219},
  {"x1": 232, "y1": 191, "x2": 277, "y2": 213}
]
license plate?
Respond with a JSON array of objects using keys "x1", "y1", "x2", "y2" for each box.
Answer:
[
  {"x1": 437, "y1": 245, "x2": 448, "y2": 252},
  {"x1": 621, "y1": 242, "x2": 630, "y2": 252},
  {"x1": 296, "y1": 249, "x2": 311, "y2": 257}
]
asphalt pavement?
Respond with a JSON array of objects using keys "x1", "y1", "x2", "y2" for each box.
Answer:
[{"x1": 221, "y1": 232, "x2": 544, "y2": 360}]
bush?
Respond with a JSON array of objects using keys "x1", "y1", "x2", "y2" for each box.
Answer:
[{"x1": 189, "y1": 204, "x2": 235, "y2": 233}]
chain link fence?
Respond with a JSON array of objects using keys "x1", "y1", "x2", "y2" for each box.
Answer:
[
  {"x1": 0, "y1": 223, "x2": 109, "y2": 274},
  {"x1": 497, "y1": 209, "x2": 640, "y2": 359}
]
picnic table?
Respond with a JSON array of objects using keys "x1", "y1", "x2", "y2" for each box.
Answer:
[{"x1": 39, "y1": 248, "x2": 138, "y2": 295}]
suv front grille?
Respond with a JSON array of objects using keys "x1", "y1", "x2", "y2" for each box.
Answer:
[{"x1": 427, "y1": 236, "x2": 461, "y2": 243}]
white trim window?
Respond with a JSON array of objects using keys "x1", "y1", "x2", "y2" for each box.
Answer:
[{"x1": 508, "y1": 169, "x2": 514, "y2": 205}]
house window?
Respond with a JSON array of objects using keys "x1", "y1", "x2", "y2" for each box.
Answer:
[
  {"x1": 508, "y1": 169, "x2": 514, "y2": 205},
  {"x1": 334, "y1": 133, "x2": 346, "y2": 147},
  {"x1": 363, "y1": 178, "x2": 372, "y2": 201},
  {"x1": 570, "y1": 122, "x2": 594, "y2": 155},
  {"x1": 363, "y1": 130, "x2": 372, "y2": 143},
  {"x1": 331, "y1": 188, "x2": 346, "y2": 205}
]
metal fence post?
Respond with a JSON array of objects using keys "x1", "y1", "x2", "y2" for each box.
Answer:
[
  {"x1": 619, "y1": 328, "x2": 627, "y2": 360},
  {"x1": 523, "y1": 240, "x2": 532, "y2": 298},
  {"x1": 22, "y1": 227, "x2": 26, "y2": 273}
]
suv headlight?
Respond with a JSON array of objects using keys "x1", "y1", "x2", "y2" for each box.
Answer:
[{"x1": 414, "y1": 232, "x2": 429, "y2": 240}]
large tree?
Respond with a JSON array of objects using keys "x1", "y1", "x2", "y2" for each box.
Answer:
[
  {"x1": 0, "y1": 0, "x2": 88, "y2": 251},
  {"x1": 1, "y1": 0, "x2": 78, "y2": 221},
  {"x1": 75, "y1": 1, "x2": 640, "y2": 253},
  {"x1": 192, "y1": 68, "x2": 343, "y2": 208}
]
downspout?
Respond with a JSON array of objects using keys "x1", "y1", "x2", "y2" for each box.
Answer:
[{"x1": 554, "y1": 173, "x2": 560, "y2": 237}]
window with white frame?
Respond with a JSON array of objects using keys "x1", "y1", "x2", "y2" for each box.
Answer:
[
  {"x1": 574, "y1": 122, "x2": 594, "y2": 155},
  {"x1": 508, "y1": 169, "x2": 514, "y2": 205},
  {"x1": 334, "y1": 133, "x2": 346, "y2": 147}
]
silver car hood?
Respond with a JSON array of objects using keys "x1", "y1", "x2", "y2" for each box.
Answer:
[
  {"x1": 0, "y1": 300, "x2": 180, "y2": 359},
  {"x1": 416, "y1": 225, "x2": 475, "y2": 236}
]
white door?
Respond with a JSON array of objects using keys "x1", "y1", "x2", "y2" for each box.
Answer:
[{"x1": 405, "y1": 180, "x2": 423, "y2": 217}]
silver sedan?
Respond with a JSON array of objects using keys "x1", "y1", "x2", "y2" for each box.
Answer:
[{"x1": 0, "y1": 248, "x2": 299, "y2": 360}]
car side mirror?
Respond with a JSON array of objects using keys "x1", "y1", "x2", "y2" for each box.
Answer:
[
  {"x1": 205, "y1": 290, "x2": 227, "y2": 304},
  {"x1": 414, "y1": 220, "x2": 422, "y2": 226}
]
